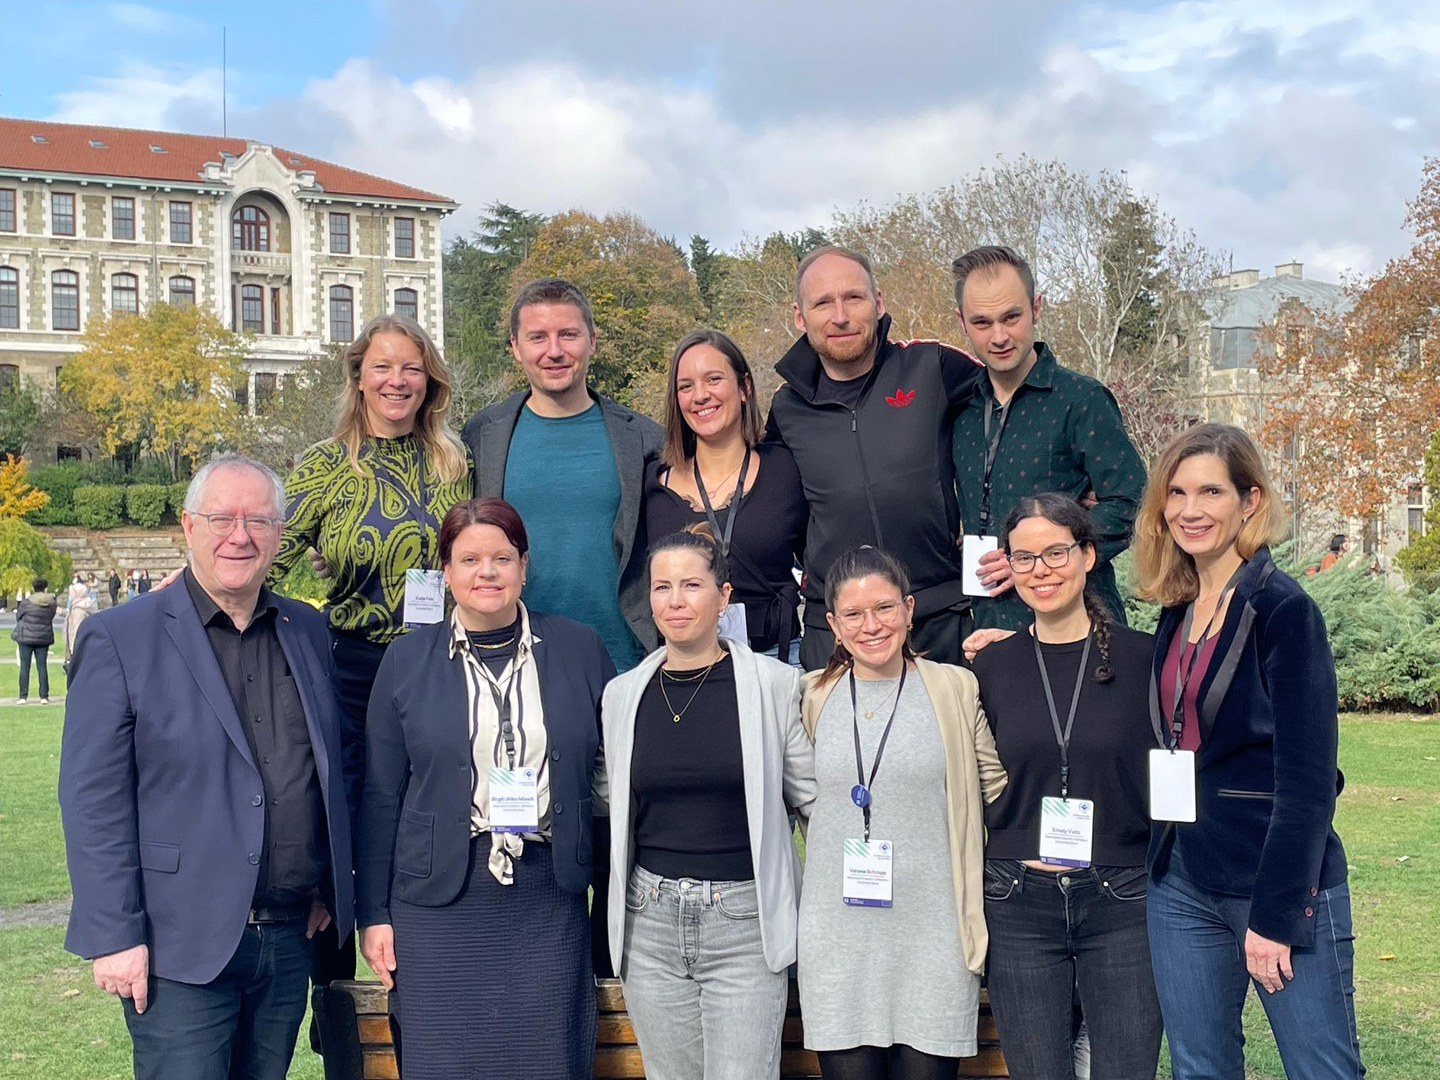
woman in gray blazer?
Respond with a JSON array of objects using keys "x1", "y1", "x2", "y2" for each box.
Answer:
[{"x1": 599, "y1": 523, "x2": 816, "y2": 1080}]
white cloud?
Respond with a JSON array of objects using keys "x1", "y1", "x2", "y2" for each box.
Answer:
[{"x1": 49, "y1": 65, "x2": 223, "y2": 130}]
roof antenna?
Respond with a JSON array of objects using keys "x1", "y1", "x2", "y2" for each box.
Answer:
[{"x1": 222, "y1": 27, "x2": 228, "y2": 137}]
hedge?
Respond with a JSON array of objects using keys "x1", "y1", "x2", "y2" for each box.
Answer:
[
  {"x1": 27, "y1": 462, "x2": 86, "y2": 526},
  {"x1": 72, "y1": 485, "x2": 126, "y2": 530},
  {"x1": 168, "y1": 482, "x2": 190, "y2": 518},
  {"x1": 125, "y1": 484, "x2": 170, "y2": 528}
]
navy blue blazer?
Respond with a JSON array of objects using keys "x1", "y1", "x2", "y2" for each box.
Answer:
[
  {"x1": 356, "y1": 610, "x2": 614, "y2": 925},
  {"x1": 59, "y1": 584, "x2": 356, "y2": 985},
  {"x1": 1148, "y1": 547, "x2": 1347, "y2": 946}
]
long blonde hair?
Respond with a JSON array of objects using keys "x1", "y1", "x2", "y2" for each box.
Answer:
[
  {"x1": 333, "y1": 314, "x2": 467, "y2": 484},
  {"x1": 1132, "y1": 423, "x2": 1289, "y2": 606}
]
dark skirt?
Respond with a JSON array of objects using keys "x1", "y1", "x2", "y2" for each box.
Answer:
[{"x1": 389, "y1": 838, "x2": 597, "y2": 1080}]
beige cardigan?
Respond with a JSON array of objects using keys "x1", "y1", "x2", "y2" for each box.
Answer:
[{"x1": 801, "y1": 657, "x2": 1007, "y2": 974}]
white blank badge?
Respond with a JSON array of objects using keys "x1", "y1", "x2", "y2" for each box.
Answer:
[
  {"x1": 1148, "y1": 749, "x2": 1197, "y2": 822},
  {"x1": 961, "y1": 535, "x2": 1000, "y2": 597}
]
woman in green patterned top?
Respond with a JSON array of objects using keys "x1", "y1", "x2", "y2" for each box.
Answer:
[{"x1": 272, "y1": 313, "x2": 472, "y2": 738}]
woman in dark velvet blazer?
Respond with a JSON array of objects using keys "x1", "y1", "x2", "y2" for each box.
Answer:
[{"x1": 1132, "y1": 424, "x2": 1362, "y2": 1080}]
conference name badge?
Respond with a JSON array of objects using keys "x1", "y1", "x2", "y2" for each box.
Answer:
[
  {"x1": 1038, "y1": 796, "x2": 1094, "y2": 867},
  {"x1": 488, "y1": 767, "x2": 539, "y2": 832},
  {"x1": 403, "y1": 568, "x2": 446, "y2": 627},
  {"x1": 1148, "y1": 749, "x2": 1197, "y2": 822},
  {"x1": 842, "y1": 837, "x2": 894, "y2": 907}
]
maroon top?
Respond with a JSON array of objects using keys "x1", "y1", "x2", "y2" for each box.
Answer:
[{"x1": 1159, "y1": 627, "x2": 1222, "y2": 752}]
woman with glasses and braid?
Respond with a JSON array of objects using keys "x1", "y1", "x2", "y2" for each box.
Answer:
[
  {"x1": 968, "y1": 493, "x2": 1162, "y2": 1079},
  {"x1": 797, "y1": 546, "x2": 1007, "y2": 1080},
  {"x1": 598, "y1": 523, "x2": 816, "y2": 1079}
]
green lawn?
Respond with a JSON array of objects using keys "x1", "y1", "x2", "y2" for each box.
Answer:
[{"x1": 2, "y1": 706, "x2": 1436, "y2": 1078}]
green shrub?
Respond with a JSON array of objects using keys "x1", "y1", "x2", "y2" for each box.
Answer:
[
  {"x1": 168, "y1": 481, "x2": 190, "y2": 519},
  {"x1": 72, "y1": 485, "x2": 125, "y2": 530},
  {"x1": 0, "y1": 517, "x2": 72, "y2": 589},
  {"x1": 272, "y1": 556, "x2": 327, "y2": 606},
  {"x1": 28, "y1": 462, "x2": 86, "y2": 526},
  {"x1": 129, "y1": 458, "x2": 176, "y2": 485},
  {"x1": 125, "y1": 484, "x2": 169, "y2": 528},
  {"x1": 80, "y1": 460, "x2": 127, "y2": 485}
]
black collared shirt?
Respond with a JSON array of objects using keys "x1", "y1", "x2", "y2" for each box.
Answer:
[{"x1": 184, "y1": 569, "x2": 326, "y2": 906}]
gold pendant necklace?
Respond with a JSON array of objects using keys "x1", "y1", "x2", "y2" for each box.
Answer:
[{"x1": 659, "y1": 652, "x2": 724, "y2": 723}]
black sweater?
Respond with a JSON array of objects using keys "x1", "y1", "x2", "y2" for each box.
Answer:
[{"x1": 972, "y1": 624, "x2": 1157, "y2": 866}]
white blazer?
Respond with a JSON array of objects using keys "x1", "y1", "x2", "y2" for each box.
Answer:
[{"x1": 598, "y1": 638, "x2": 817, "y2": 974}]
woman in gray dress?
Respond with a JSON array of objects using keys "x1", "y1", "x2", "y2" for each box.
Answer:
[{"x1": 798, "y1": 547, "x2": 1007, "y2": 1079}]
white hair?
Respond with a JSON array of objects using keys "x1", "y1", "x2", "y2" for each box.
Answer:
[{"x1": 183, "y1": 453, "x2": 286, "y2": 518}]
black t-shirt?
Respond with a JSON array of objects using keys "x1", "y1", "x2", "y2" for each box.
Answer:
[
  {"x1": 814, "y1": 370, "x2": 868, "y2": 411},
  {"x1": 644, "y1": 442, "x2": 806, "y2": 651},
  {"x1": 972, "y1": 624, "x2": 1157, "y2": 866},
  {"x1": 631, "y1": 655, "x2": 753, "y2": 880}
]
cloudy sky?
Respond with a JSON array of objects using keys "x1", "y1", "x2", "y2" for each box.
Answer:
[{"x1": 3, "y1": 0, "x2": 1435, "y2": 281}]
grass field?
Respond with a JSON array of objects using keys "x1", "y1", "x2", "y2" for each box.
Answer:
[{"x1": 1, "y1": 705, "x2": 1435, "y2": 1078}]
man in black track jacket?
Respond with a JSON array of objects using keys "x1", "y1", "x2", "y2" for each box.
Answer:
[{"x1": 765, "y1": 245, "x2": 983, "y2": 669}]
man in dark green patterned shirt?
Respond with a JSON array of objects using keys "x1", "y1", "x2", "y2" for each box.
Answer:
[{"x1": 950, "y1": 246, "x2": 1146, "y2": 631}]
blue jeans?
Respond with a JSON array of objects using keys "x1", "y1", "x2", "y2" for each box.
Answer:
[
  {"x1": 122, "y1": 921, "x2": 312, "y2": 1080},
  {"x1": 1148, "y1": 864, "x2": 1364, "y2": 1079},
  {"x1": 983, "y1": 859, "x2": 1162, "y2": 1080},
  {"x1": 621, "y1": 865, "x2": 788, "y2": 1080},
  {"x1": 763, "y1": 638, "x2": 805, "y2": 670}
]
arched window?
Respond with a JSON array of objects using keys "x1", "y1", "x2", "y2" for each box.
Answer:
[
  {"x1": 111, "y1": 272, "x2": 139, "y2": 314},
  {"x1": 169, "y1": 275, "x2": 196, "y2": 308},
  {"x1": 0, "y1": 267, "x2": 18, "y2": 329},
  {"x1": 394, "y1": 288, "x2": 418, "y2": 321},
  {"x1": 232, "y1": 205, "x2": 270, "y2": 252},
  {"x1": 329, "y1": 285, "x2": 353, "y2": 343},
  {"x1": 240, "y1": 284, "x2": 264, "y2": 333},
  {"x1": 52, "y1": 270, "x2": 80, "y2": 331}
]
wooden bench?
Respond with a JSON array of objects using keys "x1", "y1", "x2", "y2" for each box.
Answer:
[{"x1": 313, "y1": 978, "x2": 1009, "y2": 1079}]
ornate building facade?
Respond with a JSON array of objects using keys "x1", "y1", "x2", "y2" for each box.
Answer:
[{"x1": 0, "y1": 117, "x2": 456, "y2": 431}]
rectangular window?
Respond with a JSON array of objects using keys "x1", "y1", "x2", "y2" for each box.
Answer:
[
  {"x1": 169, "y1": 276, "x2": 196, "y2": 308},
  {"x1": 0, "y1": 189, "x2": 15, "y2": 233},
  {"x1": 112, "y1": 196, "x2": 136, "y2": 240},
  {"x1": 241, "y1": 284, "x2": 264, "y2": 333},
  {"x1": 0, "y1": 268, "x2": 18, "y2": 329},
  {"x1": 52, "y1": 193, "x2": 76, "y2": 236},
  {"x1": 169, "y1": 201, "x2": 192, "y2": 244},
  {"x1": 329, "y1": 285, "x2": 354, "y2": 343},
  {"x1": 111, "y1": 273, "x2": 140, "y2": 315},
  {"x1": 329, "y1": 212, "x2": 350, "y2": 254},
  {"x1": 52, "y1": 271, "x2": 80, "y2": 331},
  {"x1": 394, "y1": 288, "x2": 418, "y2": 321},
  {"x1": 395, "y1": 217, "x2": 415, "y2": 258},
  {"x1": 254, "y1": 372, "x2": 278, "y2": 415}
]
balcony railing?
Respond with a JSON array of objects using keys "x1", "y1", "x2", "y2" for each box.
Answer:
[{"x1": 231, "y1": 251, "x2": 292, "y2": 273}]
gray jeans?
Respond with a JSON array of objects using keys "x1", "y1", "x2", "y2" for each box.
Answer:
[{"x1": 621, "y1": 865, "x2": 788, "y2": 1079}]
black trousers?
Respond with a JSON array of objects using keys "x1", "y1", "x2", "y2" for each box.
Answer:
[{"x1": 799, "y1": 603, "x2": 974, "y2": 671}]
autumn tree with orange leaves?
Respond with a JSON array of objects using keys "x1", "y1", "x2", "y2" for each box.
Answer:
[{"x1": 1258, "y1": 158, "x2": 1440, "y2": 530}]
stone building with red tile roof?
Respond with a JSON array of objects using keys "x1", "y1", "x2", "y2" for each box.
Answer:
[{"x1": 0, "y1": 118, "x2": 456, "y2": 455}]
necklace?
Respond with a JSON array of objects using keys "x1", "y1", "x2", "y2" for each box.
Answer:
[
  {"x1": 658, "y1": 653, "x2": 724, "y2": 723},
  {"x1": 859, "y1": 678, "x2": 903, "y2": 720},
  {"x1": 472, "y1": 634, "x2": 517, "y2": 650}
]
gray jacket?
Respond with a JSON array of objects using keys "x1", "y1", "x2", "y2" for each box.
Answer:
[
  {"x1": 462, "y1": 388, "x2": 664, "y2": 654},
  {"x1": 597, "y1": 639, "x2": 817, "y2": 974}
]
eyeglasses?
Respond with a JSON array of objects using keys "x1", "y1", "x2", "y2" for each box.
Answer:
[
  {"x1": 191, "y1": 513, "x2": 281, "y2": 537},
  {"x1": 1006, "y1": 542, "x2": 1081, "y2": 573},
  {"x1": 834, "y1": 599, "x2": 906, "y2": 630}
]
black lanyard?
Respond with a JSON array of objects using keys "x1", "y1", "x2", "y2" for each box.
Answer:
[
  {"x1": 1168, "y1": 564, "x2": 1244, "y2": 748},
  {"x1": 979, "y1": 396, "x2": 1012, "y2": 532},
  {"x1": 478, "y1": 657, "x2": 524, "y2": 770},
  {"x1": 1032, "y1": 633, "x2": 1091, "y2": 800},
  {"x1": 849, "y1": 663, "x2": 908, "y2": 842},
  {"x1": 693, "y1": 446, "x2": 751, "y2": 559}
]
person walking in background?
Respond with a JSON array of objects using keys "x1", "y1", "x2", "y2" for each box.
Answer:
[
  {"x1": 970, "y1": 494, "x2": 1163, "y2": 1079},
  {"x1": 127, "y1": 569, "x2": 139, "y2": 602},
  {"x1": 1133, "y1": 424, "x2": 1364, "y2": 1079},
  {"x1": 646, "y1": 329, "x2": 807, "y2": 665},
  {"x1": 798, "y1": 546, "x2": 1006, "y2": 1079},
  {"x1": 358, "y1": 498, "x2": 612, "y2": 1080},
  {"x1": 14, "y1": 576, "x2": 58, "y2": 704},
  {"x1": 1320, "y1": 533, "x2": 1351, "y2": 572},
  {"x1": 107, "y1": 568, "x2": 122, "y2": 608},
  {"x1": 136, "y1": 569, "x2": 151, "y2": 595}
]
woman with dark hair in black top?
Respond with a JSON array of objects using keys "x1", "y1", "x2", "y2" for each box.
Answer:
[
  {"x1": 646, "y1": 329, "x2": 806, "y2": 664},
  {"x1": 969, "y1": 493, "x2": 1162, "y2": 1080}
]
